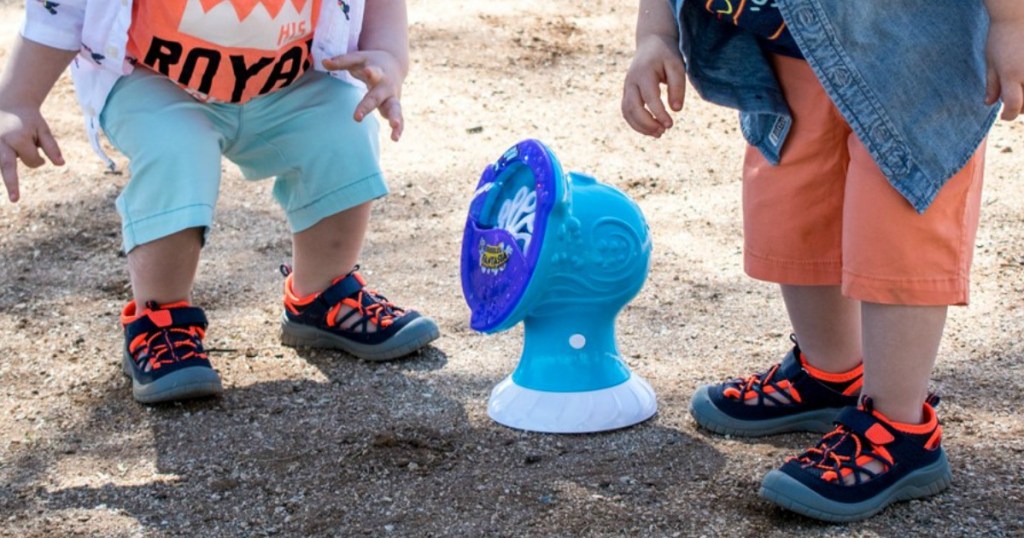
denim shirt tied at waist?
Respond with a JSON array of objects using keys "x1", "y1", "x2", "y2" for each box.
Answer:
[{"x1": 672, "y1": 0, "x2": 999, "y2": 212}]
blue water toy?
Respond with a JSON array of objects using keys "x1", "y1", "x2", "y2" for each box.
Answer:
[{"x1": 460, "y1": 139, "x2": 657, "y2": 433}]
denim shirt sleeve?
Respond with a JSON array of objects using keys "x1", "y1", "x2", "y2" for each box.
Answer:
[{"x1": 670, "y1": 0, "x2": 792, "y2": 165}]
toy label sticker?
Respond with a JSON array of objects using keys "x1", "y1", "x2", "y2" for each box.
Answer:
[{"x1": 479, "y1": 239, "x2": 513, "y2": 274}]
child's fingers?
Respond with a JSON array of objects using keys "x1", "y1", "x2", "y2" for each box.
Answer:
[
  {"x1": 328, "y1": 57, "x2": 389, "y2": 87},
  {"x1": 38, "y1": 127, "x2": 64, "y2": 166},
  {"x1": 380, "y1": 98, "x2": 403, "y2": 141},
  {"x1": 621, "y1": 83, "x2": 665, "y2": 137},
  {"x1": 999, "y1": 80, "x2": 1023, "y2": 121},
  {"x1": 8, "y1": 134, "x2": 45, "y2": 168},
  {"x1": 322, "y1": 52, "x2": 368, "y2": 79},
  {"x1": 986, "y1": 67, "x2": 1024, "y2": 120},
  {"x1": 622, "y1": 94, "x2": 663, "y2": 136},
  {"x1": 353, "y1": 84, "x2": 401, "y2": 132},
  {"x1": 0, "y1": 144, "x2": 20, "y2": 202},
  {"x1": 639, "y1": 80, "x2": 673, "y2": 130},
  {"x1": 353, "y1": 91, "x2": 379, "y2": 122},
  {"x1": 665, "y1": 60, "x2": 686, "y2": 112}
]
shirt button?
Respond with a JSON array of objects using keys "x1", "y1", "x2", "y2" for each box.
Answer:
[
  {"x1": 831, "y1": 67, "x2": 851, "y2": 87},
  {"x1": 888, "y1": 148, "x2": 910, "y2": 176},
  {"x1": 794, "y1": 8, "x2": 816, "y2": 28},
  {"x1": 872, "y1": 124, "x2": 892, "y2": 143}
]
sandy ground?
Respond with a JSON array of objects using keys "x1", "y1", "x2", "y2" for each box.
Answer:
[{"x1": 1, "y1": 1, "x2": 1023, "y2": 536}]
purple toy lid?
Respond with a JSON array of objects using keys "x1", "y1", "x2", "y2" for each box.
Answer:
[{"x1": 460, "y1": 140, "x2": 563, "y2": 332}]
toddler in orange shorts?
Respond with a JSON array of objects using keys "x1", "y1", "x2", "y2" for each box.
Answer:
[{"x1": 622, "y1": 0, "x2": 1023, "y2": 522}]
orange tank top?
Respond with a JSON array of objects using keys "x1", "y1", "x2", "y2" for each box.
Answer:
[{"x1": 126, "y1": 0, "x2": 322, "y2": 104}]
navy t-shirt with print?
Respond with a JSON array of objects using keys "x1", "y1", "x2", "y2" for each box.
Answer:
[{"x1": 704, "y1": 0, "x2": 803, "y2": 58}]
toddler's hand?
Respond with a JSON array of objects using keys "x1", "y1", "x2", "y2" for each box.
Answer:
[
  {"x1": 0, "y1": 105, "x2": 64, "y2": 203},
  {"x1": 323, "y1": 50, "x2": 406, "y2": 141},
  {"x1": 622, "y1": 34, "x2": 686, "y2": 138},
  {"x1": 985, "y1": 18, "x2": 1024, "y2": 120}
]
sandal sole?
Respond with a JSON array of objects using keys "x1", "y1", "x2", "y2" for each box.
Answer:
[
  {"x1": 122, "y1": 353, "x2": 223, "y2": 404},
  {"x1": 759, "y1": 451, "x2": 951, "y2": 522},
  {"x1": 689, "y1": 385, "x2": 842, "y2": 436},
  {"x1": 280, "y1": 314, "x2": 440, "y2": 361}
]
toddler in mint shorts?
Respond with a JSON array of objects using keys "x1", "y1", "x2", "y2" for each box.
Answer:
[{"x1": 1, "y1": 0, "x2": 438, "y2": 403}]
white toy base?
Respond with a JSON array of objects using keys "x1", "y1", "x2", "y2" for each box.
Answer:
[{"x1": 487, "y1": 374, "x2": 658, "y2": 433}]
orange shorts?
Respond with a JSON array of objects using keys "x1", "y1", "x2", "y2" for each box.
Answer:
[{"x1": 743, "y1": 55, "x2": 985, "y2": 306}]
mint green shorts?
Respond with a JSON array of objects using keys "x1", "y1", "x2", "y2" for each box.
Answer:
[{"x1": 100, "y1": 69, "x2": 389, "y2": 252}]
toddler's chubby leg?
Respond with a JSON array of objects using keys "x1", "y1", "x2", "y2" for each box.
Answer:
[
  {"x1": 841, "y1": 136, "x2": 985, "y2": 425},
  {"x1": 840, "y1": 136, "x2": 985, "y2": 424},
  {"x1": 289, "y1": 202, "x2": 372, "y2": 298},
  {"x1": 861, "y1": 303, "x2": 946, "y2": 424},
  {"x1": 224, "y1": 71, "x2": 439, "y2": 360},
  {"x1": 757, "y1": 67, "x2": 985, "y2": 521},
  {"x1": 100, "y1": 69, "x2": 232, "y2": 403},
  {"x1": 779, "y1": 284, "x2": 862, "y2": 374},
  {"x1": 690, "y1": 56, "x2": 865, "y2": 437},
  {"x1": 122, "y1": 230, "x2": 217, "y2": 405},
  {"x1": 127, "y1": 227, "x2": 203, "y2": 306}
]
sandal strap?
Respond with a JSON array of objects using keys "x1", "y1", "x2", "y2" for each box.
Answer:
[
  {"x1": 304, "y1": 271, "x2": 401, "y2": 330},
  {"x1": 318, "y1": 273, "x2": 365, "y2": 310}
]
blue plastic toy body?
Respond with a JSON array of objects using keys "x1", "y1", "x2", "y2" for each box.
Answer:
[{"x1": 461, "y1": 140, "x2": 657, "y2": 432}]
